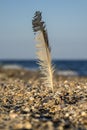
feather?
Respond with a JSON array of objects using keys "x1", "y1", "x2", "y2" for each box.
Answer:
[{"x1": 32, "y1": 11, "x2": 55, "y2": 92}]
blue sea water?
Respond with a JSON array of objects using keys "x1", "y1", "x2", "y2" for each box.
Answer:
[{"x1": 0, "y1": 60, "x2": 87, "y2": 76}]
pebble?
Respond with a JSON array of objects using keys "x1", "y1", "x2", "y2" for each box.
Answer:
[
  {"x1": 14, "y1": 123, "x2": 23, "y2": 129},
  {"x1": 65, "y1": 113, "x2": 69, "y2": 117},
  {"x1": 30, "y1": 97, "x2": 34, "y2": 101},
  {"x1": 24, "y1": 107, "x2": 30, "y2": 112},
  {"x1": 81, "y1": 111, "x2": 86, "y2": 116},
  {"x1": 9, "y1": 111, "x2": 18, "y2": 119},
  {"x1": 0, "y1": 68, "x2": 87, "y2": 130},
  {"x1": 24, "y1": 122, "x2": 32, "y2": 129}
]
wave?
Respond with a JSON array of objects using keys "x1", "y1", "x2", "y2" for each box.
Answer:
[{"x1": 57, "y1": 70, "x2": 78, "y2": 76}]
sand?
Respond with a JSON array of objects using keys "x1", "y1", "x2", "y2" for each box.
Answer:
[{"x1": 0, "y1": 68, "x2": 87, "y2": 130}]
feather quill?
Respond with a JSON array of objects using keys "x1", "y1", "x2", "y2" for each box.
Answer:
[{"x1": 32, "y1": 11, "x2": 55, "y2": 92}]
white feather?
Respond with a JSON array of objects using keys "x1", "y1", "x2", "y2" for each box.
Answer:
[{"x1": 35, "y1": 31, "x2": 54, "y2": 91}]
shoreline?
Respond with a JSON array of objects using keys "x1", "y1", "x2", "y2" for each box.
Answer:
[
  {"x1": 0, "y1": 68, "x2": 87, "y2": 130},
  {"x1": 0, "y1": 64, "x2": 82, "y2": 77}
]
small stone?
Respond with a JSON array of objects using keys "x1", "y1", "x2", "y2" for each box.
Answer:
[
  {"x1": 47, "y1": 121, "x2": 53, "y2": 130},
  {"x1": 65, "y1": 113, "x2": 69, "y2": 117},
  {"x1": 64, "y1": 84, "x2": 69, "y2": 88},
  {"x1": 9, "y1": 111, "x2": 18, "y2": 119},
  {"x1": 14, "y1": 123, "x2": 23, "y2": 129},
  {"x1": 81, "y1": 111, "x2": 86, "y2": 116},
  {"x1": 30, "y1": 97, "x2": 34, "y2": 101},
  {"x1": 58, "y1": 126, "x2": 63, "y2": 130},
  {"x1": 64, "y1": 80, "x2": 68, "y2": 83},
  {"x1": 24, "y1": 122, "x2": 32, "y2": 129},
  {"x1": 31, "y1": 106, "x2": 34, "y2": 110},
  {"x1": 77, "y1": 85, "x2": 81, "y2": 89},
  {"x1": 24, "y1": 107, "x2": 30, "y2": 112}
]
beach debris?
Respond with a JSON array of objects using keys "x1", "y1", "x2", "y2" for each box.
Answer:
[{"x1": 32, "y1": 11, "x2": 55, "y2": 92}]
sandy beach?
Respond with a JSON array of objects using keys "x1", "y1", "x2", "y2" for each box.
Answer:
[{"x1": 0, "y1": 68, "x2": 87, "y2": 130}]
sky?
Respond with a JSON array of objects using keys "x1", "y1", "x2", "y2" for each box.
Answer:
[{"x1": 0, "y1": 0, "x2": 87, "y2": 60}]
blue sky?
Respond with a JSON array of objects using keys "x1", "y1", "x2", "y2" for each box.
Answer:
[{"x1": 0, "y1": 0, "x2": 87, "y2": 59}]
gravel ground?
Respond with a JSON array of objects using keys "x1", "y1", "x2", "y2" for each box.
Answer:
[{"x1": 0, "y1": 68, "x2": 87, "y2": 130}]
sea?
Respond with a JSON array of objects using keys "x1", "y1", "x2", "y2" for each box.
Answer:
[{"x1": 0, "y1": 60, "x2": 87, "y2": 76}]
